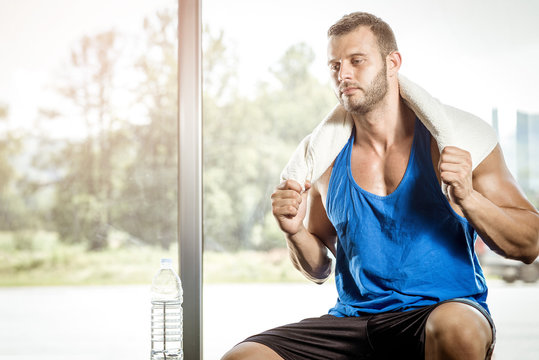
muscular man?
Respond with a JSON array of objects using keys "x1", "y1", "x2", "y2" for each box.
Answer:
[{"x1": 222, "y1": 12, "x2": 539, "y2": 360}]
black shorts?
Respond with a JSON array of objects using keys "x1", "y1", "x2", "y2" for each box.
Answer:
[{"x1": 242, "y1": 299, "x2": 496, "y2": 360}]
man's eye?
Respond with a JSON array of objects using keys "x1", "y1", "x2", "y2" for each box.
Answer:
[
  {"x1": 330, "y1": 63, "x2": 340, "y2": 72},
  {"x1": 352, "y1": 59, "x2": 362, "y2": 65}
]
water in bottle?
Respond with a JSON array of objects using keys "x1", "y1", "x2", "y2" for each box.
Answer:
[{"x1": 151, "y1": 258, "x2": 183, "y2": 360}]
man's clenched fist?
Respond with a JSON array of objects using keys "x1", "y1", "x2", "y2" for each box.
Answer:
[
  {"x1": 439, "y1": 146, "x2": 474, "y2": 207},
  {"x1": 271, "y1": 179, "x2": 311, "y2": 236}
]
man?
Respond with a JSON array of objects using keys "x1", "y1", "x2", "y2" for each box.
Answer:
[{"x1": 222, "y1": 12, "x2": 539, "y2": 360}]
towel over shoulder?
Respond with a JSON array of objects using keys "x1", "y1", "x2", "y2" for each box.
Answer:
[{"x1": 280, "y1": 75, "x2": 498, "y2": 189}]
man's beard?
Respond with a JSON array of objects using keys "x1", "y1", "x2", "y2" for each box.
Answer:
[{"x1": 338, "y1": 64, "x2": 388, "y2": 115}]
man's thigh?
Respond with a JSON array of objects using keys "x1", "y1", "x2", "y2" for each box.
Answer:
[
  {"x1": 424, "y1": 300, "x2": 495, "y2": 360},
  {"x1": 224, "y1": 300, "x2": 495, "y2": 360},
  {"x1": 367, "y1": 299, "x2": 495, "y2": 360},
  {"x1": 234, "y1": 315, "x2": 374, "y2": 360},
  {"x1": 221, "y1": 341, "x2": 284, "y2": 360}
]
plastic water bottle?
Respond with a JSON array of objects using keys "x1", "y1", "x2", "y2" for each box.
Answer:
[{"x1": 151, "y1": 258, "x2": 183, "y2": 360}]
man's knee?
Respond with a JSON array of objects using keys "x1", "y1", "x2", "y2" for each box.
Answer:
[
  {"x1": 425, "y1": 302, "x2": 492, "y2": 359},
  {"x1": 221, "y1": 341, "x2": 283, "y2": 360}
]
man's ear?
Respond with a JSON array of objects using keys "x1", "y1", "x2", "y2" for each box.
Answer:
[{"x1": 386, "y1": 51, "x2": 402, "y2": 77}]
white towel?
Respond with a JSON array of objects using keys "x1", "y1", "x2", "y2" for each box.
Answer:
[{"x1": 280, "y1": 74, "x2": 498, "y2": 191}]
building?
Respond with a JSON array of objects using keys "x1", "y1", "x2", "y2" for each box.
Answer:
[{"x1": 516, "y1": 111, "x2": 539, "y2": 198}]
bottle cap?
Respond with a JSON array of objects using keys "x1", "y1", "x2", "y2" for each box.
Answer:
[{"x1": 160, "y1": 258, "x2": 173, "y2": 267}]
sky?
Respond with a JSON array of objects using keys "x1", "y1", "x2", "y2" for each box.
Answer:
[
  {"x1": 0, "y1": 0, "x2": 172, "y2": 136},
  {"x1": 1, "y1": 0, "x2": 538, "y2": 165},
  {"x1": 0, "y1": 0, "x2": 173, "y2": 79}
]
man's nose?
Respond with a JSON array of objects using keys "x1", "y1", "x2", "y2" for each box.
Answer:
[{"x1": 338, "y1": 62, "x2": 353, "y2": 82}]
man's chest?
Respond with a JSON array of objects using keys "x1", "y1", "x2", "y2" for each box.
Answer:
[
  {"x1": 350, "y1": 142, "x2": 413, "y2": 197},
  {"x1": 347, "y1": 136, "x2": 465, "y2": 217},
  {"x1": 319, "y1": 134, "x2": 465, "y2": 218}
]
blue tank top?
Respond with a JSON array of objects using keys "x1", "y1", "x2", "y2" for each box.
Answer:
[{"x1": 326, "y1": 118, "x2": 489, "y2": 316}]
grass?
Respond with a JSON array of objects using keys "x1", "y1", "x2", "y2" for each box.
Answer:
[
  {"x1": 0, "y1": 231, "x2": 311, "y2": 286},
  {"x1": 204, "y1": 248, "x2": 311, "y2": 283},
  {"x1": 0, "y1": 231, "x2": 173, "y2": 286}
]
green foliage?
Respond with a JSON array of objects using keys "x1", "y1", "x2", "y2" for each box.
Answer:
[
  {"x1": 13, "y1": 230, "x2": 36, "y2": 251},
  {"x1": 43, "y1": 30, "x2": 126, "y2": 250},
  {"x1": 203, "y1": 34, "x2": 336, "y2": 251},
  {"x1": 116, "y1": 9, "x2": 178, "y2": 249},
  {"x1": 2, "y1": 7, "x2": 336, "y2": 256},
  {"x1": 0, "y1": 104, "x2": 30, "y2": 231},
  {"x1": 264, "y1": 42, "x2": 336, "y2": 145},
  {"x1": 25, "y1": 9, "x2": 178, "y2": 251}
]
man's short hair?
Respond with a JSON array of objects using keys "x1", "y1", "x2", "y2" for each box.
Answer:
[{"x1": 327, "y1": 12, "x2": 398, "y2": 58}]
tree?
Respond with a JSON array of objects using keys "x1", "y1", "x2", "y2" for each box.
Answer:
[
  {"x1": 115, "y1": 9, "x2": 178, "y2": 249},
  {"x1": 0, "y1": 105, "x2": 26, "y2": 231},
  {"x1": 202, "y1": 38, "x2": 335, "y2": 251},
  {"x1": 39, "y1": 30, "x2": 129, "y2": 250},
  {"x1": 264, "y1": 42, "x2": 336, "y2": 144},
  {"x1": 27, "y1": 7, "x2": 181, "y2": 250}
]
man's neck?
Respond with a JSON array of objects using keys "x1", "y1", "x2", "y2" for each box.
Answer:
[{"x1": 351, "y1": 89, "x2": 415, "y2": 155}]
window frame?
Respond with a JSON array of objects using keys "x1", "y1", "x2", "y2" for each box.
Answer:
[{"x1": 178, "y1": 0, "x2": 203, "y2": 358}]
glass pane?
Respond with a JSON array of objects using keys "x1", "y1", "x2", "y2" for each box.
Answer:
[
  {"x1": 0, "y1": 0, "x2": 177, "y2": 358},
  {"x1": 202, "y1": 1, "x2": 539, "y2": 359}
]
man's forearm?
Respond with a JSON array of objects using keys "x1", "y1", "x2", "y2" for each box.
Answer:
[
  {"x1": 462, "y1": 190, "x2": 539, "y2": 263},
  {"x1": 286, "y1": 227, "x2": 333, "y2": 283}
]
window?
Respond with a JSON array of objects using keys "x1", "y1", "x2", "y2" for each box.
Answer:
[
  {"x1": 1, "y1": 0, "x2": 177, "y2": 357},
  {"x1": 201, "y1": 1, "x2": 539, "y2": 359},
  {"x1": 2, "y1": 1, "x2": 538, "y2": 359}
]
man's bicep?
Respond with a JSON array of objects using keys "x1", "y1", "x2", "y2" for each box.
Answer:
[
  {"x1": 474, "y1": 144, "x2": 538, "y2": 212},
  {"x1": 305, "y1": 187, "x2": 338, "y2": 255}
]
